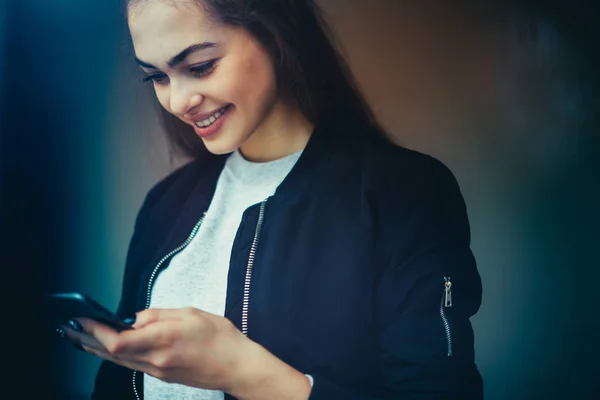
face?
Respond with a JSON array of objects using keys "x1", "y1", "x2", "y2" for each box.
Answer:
[{"x1": 128, "y1": 0, "x2": 279, "y2": 155}]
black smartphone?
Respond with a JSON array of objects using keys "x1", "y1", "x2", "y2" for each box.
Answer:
[{"x1": 47, "y1": 292, "x2": 133, "y2": 332}]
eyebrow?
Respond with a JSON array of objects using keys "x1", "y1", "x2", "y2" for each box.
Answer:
[{"x1": 135, "y1": 41, "x2": 219, "y2": 70}]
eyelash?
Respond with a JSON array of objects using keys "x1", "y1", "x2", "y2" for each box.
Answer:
[{"x1": 142, "y1": 59, "x2": 219, "y2": 85}]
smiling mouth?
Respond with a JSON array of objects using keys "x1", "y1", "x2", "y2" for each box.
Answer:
[{"x1": 194, "y1": 104, "x2": 232, "y2": 128}]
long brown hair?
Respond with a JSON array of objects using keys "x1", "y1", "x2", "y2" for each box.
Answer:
[{"x1": 127, "y1": 0, "x2": 386, "y2": 158}]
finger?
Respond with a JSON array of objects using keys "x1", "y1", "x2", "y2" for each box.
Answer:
[
  {"x1": 76, "y1": 317, "x2": 118, "y2": 336},
  {"x1": 55, "y1": 326, "x2": 83, "y2": 351},
  {"x1": 73, "y1": 316, "x2": 162, "y2": 355},
  {"x1": 74, "y1": 318, "x2": 125, "y2": 354},
  {"x1": 133, "y1": 307, "x2": 199, "y2": 329},
  {"x1": 77, "y1": 308, "x2": 201, "y2": 355},
  {"x1": 110, "y1": 320, "x2": 182, "y2": 354},
  {"x1": 74, "y1": 317, "x2": 170, "y2": 355},
  {"x1": 81, "y1": 344, "x2": 153, "y2": 373},
  {"x1": 60, "y1": 325, "x2": 107, "y2": 353},
  {"x1": 81, "y1": 345, "x2": 118, "y2": 362}
]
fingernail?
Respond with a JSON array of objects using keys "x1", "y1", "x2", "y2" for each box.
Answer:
[
  {"x1": 123, "y1": 315, "x2": 136, "y2": 325},
  {"x1": 67, "y1": 319, "x2": 83, "y2": 332}
]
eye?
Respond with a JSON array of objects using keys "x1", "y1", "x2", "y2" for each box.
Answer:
[
  {"x1": 190, "y1": 59, "x2": 219, "y2": 78},
  {"x1": 142, "y1": 72, "x2": 169, "y2": 86}
]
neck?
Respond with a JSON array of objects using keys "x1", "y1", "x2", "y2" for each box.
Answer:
[{"x1": 239, "y1": 99, "x2": 313, "y2": 163}]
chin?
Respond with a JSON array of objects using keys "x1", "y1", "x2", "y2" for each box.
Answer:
[{"x1": 201, "y1": 138, "x2": 242, "y2": 156}]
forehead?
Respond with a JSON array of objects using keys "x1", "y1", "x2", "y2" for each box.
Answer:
[{"x1": 128, "y1": 1, "x2": 224, "y2": 63}]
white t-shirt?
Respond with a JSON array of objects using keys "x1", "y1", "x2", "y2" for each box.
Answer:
[{"x1": 144, "y1": 148, "x2": 303, "y2": 400}]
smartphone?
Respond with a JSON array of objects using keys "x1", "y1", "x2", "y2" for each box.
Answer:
[{"x1": 47, "y1": 292, "x2": 133, "y2": 332}]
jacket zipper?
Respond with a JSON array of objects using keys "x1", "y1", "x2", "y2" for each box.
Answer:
[
  {"x1": 440, "y1": 276, "x2": 453, "y2": 357},
  {"x1": 241, "y1": 200, "x2": 267, "y2": 336},
  {"x1": 132, "y1": 212, "x2": 207, "y2": 400},
  {"x1": 131, "y1": 200, "x2": 267, "y2": 399}
]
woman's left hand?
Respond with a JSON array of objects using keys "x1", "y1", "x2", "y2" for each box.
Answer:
[{"x1": 62, "y1": 308, "x2": 255, "y2": 392}]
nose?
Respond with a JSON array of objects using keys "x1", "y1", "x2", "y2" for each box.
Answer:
[{"x1": 169, "y1": 82, "x2": 204, "y2": 117}]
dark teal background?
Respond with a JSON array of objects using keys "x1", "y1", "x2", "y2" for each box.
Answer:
[{"x1": 1, "y1": 0, "x2": 598, "y2": 398}]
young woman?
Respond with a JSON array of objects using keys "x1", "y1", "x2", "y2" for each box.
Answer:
[{"x1": 62, "y1": 0, "x2": 484, "y2": 399}]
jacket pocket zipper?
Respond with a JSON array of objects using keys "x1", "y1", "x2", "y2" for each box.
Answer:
[{"x1": 440, "y1": 276, "x2": 453, "y2": 357}]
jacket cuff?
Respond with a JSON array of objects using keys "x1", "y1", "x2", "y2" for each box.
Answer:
[{"x1": 304, "y1": 374, "x2": 314, "y2": 388}]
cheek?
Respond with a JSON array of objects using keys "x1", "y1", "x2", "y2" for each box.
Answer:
[
  {"x1": 225, "y1": 51, "x2": 277, "y2": 112},
  {"x1": 154, "y1": 88, "x2": 171, "y2": 112}
]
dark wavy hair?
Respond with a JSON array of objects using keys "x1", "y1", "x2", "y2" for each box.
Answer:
[{"x1": 126, "y1": 0, "x2": 386, "y2": 158}]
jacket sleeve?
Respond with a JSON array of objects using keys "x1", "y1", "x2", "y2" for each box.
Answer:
[
  {"x1": 309, "y1": 155, "x2": 483, "y2": 399},
  {"x1": 90, "y1": 190, "x2": 153, "y2": 400},
  {"x1": 90, "y1": 165, "x2": 188, "y2": 400}
]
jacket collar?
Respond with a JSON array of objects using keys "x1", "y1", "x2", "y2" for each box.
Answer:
[
  {"x1": 139, "y1": 111, "x2": 370, "y2": 299},
  {"x1": 165, "y1": 110, "x2": 364, "y2": 247}
]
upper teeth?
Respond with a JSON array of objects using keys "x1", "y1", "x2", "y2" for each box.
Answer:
[{"x1": 195, "y1": 107, "x2": 226, "y2": 127}]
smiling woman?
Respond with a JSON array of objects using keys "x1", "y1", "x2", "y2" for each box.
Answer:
[
  {"x1": 61, "y1": 1, "x2": 484, "y2": 399},
  {"x1": 128, "y1": 1, "x2": 293, "y2": 158},
  {"x1": 127, "y1": 0, "x2": 381, "y2": 161}
]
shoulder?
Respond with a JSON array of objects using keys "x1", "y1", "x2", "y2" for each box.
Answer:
[
  {"x1": 137, "y1": 153, "x2": 227, "y2": 219},
  {"x1": 143, "y1": 160, "x2": 202, "y2": 209},
  {"x1": 330, "y1": 119, "x2": 458, "y2": 192},
  {"x1": 354, "y1": 135, "x2": 471, "y2": 246},
  {"x1": 324, "y1": 119, "x2": 468, "y2": 224},
  {"x1": 360, "y1": 136, "x2": 463, "y2": 204}
]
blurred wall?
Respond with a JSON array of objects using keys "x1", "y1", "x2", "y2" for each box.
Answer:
[
  {"x1": 7, "y1": 0, "x2": 595, "y2": 398},
  {"x1": 317, "y1": 2, "x2": 598, "y2": 399}
]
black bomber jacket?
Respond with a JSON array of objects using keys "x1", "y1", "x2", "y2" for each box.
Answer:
[{"x1": 92, "y1": 115, "x2": 483, "y2": 399}]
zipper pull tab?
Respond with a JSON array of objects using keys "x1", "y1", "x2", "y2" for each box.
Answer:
[{"x1": 444, "y1": 277, "x2": 452, "y2": 307}]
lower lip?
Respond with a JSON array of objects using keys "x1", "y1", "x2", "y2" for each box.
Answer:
[{"x1": 193, "y1": 105, "x2": 232, "y2": 138}]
